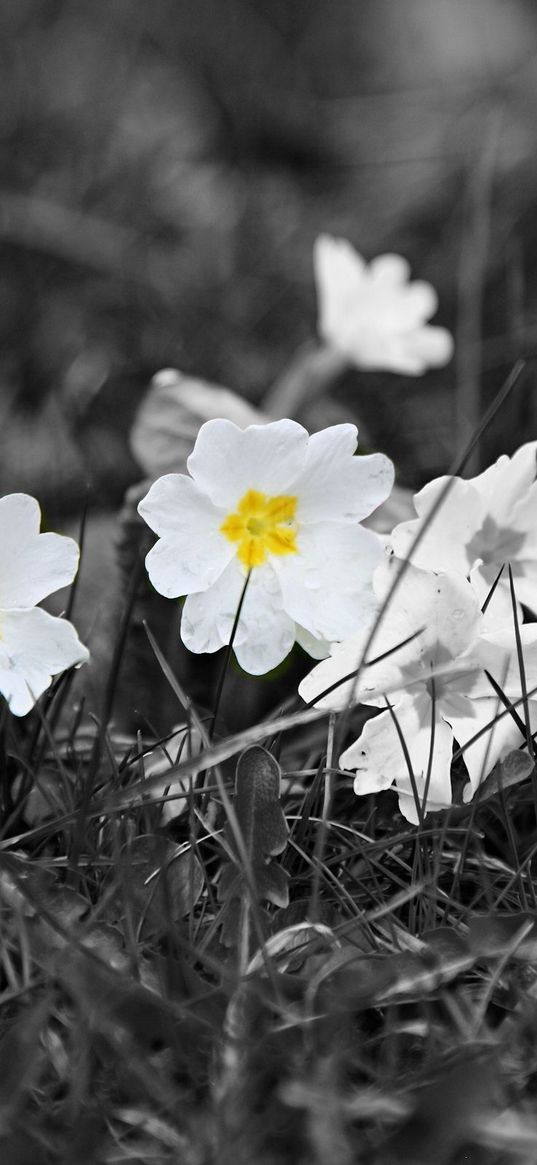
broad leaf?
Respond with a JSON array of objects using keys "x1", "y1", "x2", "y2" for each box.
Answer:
[
  {"x1": 218, "y1": 746, "x2": 290, "y2": 945},
  {"x1": 234, "y1": 745, "x2": 289, "y2": 860}
]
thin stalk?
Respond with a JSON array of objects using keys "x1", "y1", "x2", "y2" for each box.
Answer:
[
  {"x1": 455, "y1": 114, "x2": 501, "y2": 474},
  {"x1": 210, "y1": 568, "x2": 252, "y2": 738}
]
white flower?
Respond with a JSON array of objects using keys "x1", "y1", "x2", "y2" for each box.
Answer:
[
  {"x1": 314, "y1": 234, "x2": 453, "y2": 375},
  {"x1": 138, "y1": 419, "x2": 394, "y2": 674},
  {"x1": 0, "y1": 494, "x2": 89, "y2": 716},
  {"x1": 299, "y1": 561, "x2": 537, "y2": 824},
  {"x1": 390, "y1": 442, "x2": 537, "y2": 618}
]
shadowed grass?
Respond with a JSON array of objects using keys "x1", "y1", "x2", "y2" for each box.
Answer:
[{"x1": 1, "y1": 366, "x2": 537, "y2": 1162}]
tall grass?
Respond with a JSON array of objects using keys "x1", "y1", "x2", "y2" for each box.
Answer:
[{"x1": 1, "y1": 366, "x2": 537, "y2": 1164}]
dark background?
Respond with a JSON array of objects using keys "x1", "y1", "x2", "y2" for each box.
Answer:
[{"x1": 2, "y1": 0, "x2": 537, "y2": 517}]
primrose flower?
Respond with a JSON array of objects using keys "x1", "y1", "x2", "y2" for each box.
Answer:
[
  {"x1": 390, "y1": 442, "x2": 537, "y2": 617},
  {"x1": 138, "y1": 419, "x2": 394, "y2": 674},
  {"x1": 299, "y1": 561, "x2": 537, "y2": 823},
  {"x1": 314, "y1": 234, "x2": 453, "y2": 375},
  {"x1": 0, "y1": 494, "x2": 89, "y2": 716}
]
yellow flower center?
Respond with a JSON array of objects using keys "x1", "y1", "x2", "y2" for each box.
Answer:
[{"x1": 220, "y1": 488, "x2": 298, "y2": 568}]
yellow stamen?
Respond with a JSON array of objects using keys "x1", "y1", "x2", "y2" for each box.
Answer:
[{"x1": 220, "y1": 488, "x2": 298, "y2": 568}]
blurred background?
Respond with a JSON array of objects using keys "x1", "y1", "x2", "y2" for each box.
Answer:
[{"x1": 2, "y1": 0, "x2": 537, "y2": 519}]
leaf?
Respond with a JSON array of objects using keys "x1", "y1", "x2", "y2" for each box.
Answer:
[
  {"x1": 248, "y1": 922, "x2": 339, "y2": 975},
  {"x1": 251, "y1": 861, "x2": 289, "y2": 909},
  {"x1": 479, "y1": 748, "x2": 535, "y2": 800},
  {"x1": 130, "y1": 369, "x2": 265, "y2": 477},
  {"x1": 108, "y1": 835, "x2": 204, "y2": 939},
  {"x1": 314, "y1": 931, "x2": 476, "y2": 1013},
  {"x1": 218, "y1": 747, "x2": 290, "y2": 945},
  {"x1": 442, "y1": 749, "x2": 534, "y2": 821},
  {"x1": 468, "y1": 912, "x2": 537, "y2": 961},
  {"x1": 234, "y1": 746, "x2": 289, "y2": 860},
  {"x1": 141, "y1": 725, "x2": 205, "y2": 824}
]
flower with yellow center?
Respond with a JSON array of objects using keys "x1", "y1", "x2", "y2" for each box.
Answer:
[
  {"x1": 0, "y1": 494, "x2": 89, "y2": 716},
  {"x1": 220, "y1": 489, "x2": 298, "y2": 568},
  {"x1": 138, "y1": 418, "x2": 394, "y2": 675}
]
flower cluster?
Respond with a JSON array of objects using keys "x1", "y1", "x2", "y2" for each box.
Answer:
[
  {"x1": 390, "y1": 442, "x2": 537, "y2": 617},
  {"x1": 132, "y1": 237, "x2": 534, "y2": 825},
  {"x1": 7, "y1": 230, "x2": 531, "y2": 832},
  {"x1": 299, "y1": 559, "x2": 537, "y2": 823},
  {"x1": 0, "y1": 494, "x2": 89, "y2": 716},
  {"x1": 299, "y1": 434, "x2": 537, "y2": 821}
]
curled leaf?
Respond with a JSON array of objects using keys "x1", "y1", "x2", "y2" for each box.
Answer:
[
  {"x1": 130, "y1": 368, "x2": 266, "y2": 477},
  {"x1": 218, "y1": 746, "x2": 290, "y2": 945},
  {"x1": 234, "y1": 745, "x2": 289, "y2": 860}
]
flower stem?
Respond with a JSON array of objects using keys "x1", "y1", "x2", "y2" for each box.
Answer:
[{"x1": 210, "y1": 568, "x2": 252, "y2": 738}]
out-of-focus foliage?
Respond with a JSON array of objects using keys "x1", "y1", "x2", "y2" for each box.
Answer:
[{"x1": 2, "y1": 0, "x2": 537, "y2": 511}]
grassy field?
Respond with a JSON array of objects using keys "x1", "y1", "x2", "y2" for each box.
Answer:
[{"x1": 1, "y1": 365, "x2": 537, "y2": 1165}]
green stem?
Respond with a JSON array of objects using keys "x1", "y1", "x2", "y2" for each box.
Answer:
[{"x1": 210, "y1": 568, "x2": 252, "y2": 738}]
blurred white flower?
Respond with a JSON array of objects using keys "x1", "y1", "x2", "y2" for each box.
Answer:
[
  {"x1": 314, "y1": 235, "x2": 453, "y2": 375},
  {"x1": 390, "y1": 442, "x2": 537, "y2": 618},
  {"x1": 138, "y1": 418, "x2": 394, "y2": 675},
  {"x1": 0, "y1": 494, "x2": 89, "y2": 716},
  {"x1": 299, "y1": 561, "x2": 537, "y2": 824}
]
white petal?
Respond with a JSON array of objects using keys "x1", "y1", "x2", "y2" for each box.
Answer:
[
  {"x1": 276, "y1": 523, "x2": 383, "y2": 641},
  {"x1": 298, "y1": 608, "x2": 414, "y2": 713},
  {"x1": 187, "y1": 418, "x2": 308, "y2": 508},
  {"x1": 460, "y1": 624, "x2": 537, "y2": 699},
  {"x1": 0, "y1": 608, "x2": 89, "y2": 716},
  {"x1": 299, "y1": 629, "x2": 373, "y2": 711},
  {"x1": 0, "y1": 493, "x2": 40, "y2": 542},
  {"x1": 390, "y1": 476, "x2": 484, "y2": 575},
  {"x1": 396, "y1": 325, "x2": 454, "y2": 370},
  {"x1": 398, "y1": 280, "x2": 439, "y2": 321},
  {"x1": 293, "y1": 425, "x2": 393, "y2": 524},
  {"x1": 341, "y1": 692, "x2": 455, "y2": 821},
  {"x1": 294, "y1": 624, "x2": 332, "y2": 661},
  {"x1": 508, "y1": 484, "x2": 537, "y2": 559},
  {"x1": 340, "y1": 322, "x2": 453, "y2": 375},
  {"x1": 181, "y1": 560, "x2": 296, "y2": 674},
  {"x1": 444, "y1": 694, "x2": 529, "y2": 799},
  {"x1": 353, "y1": 338, "x2": 425, "y2": 375},
  {"x1": 138, "y1": 473, "x2": 219, "y2": 537},
  {"x1": 368, "y1": 253, "x2": 411, "y2": 287},
  {"x1": 469, "y1": 565, "x2": 519, "y2": 632},
  {"x1": 314, "y1": 235, "x2": 366, "y2": 346},
  {"x1": 378, "y1": 560, "x2": 482, "y2": 664},
  {"x1": 470, "y1": 442, "x2": 537, "y2": 526},
  {"x1": 0, "y1": 667, "x2": 38, "y2": 718},
  {"x1": 233, "y1": 589, "x2": 296, "y2": 675},
  {"x1": 502, "y1": 567, "x2": 537, "y2": 615},
  {"x1": 139, "y1": 474, "x2": 234, "y2": 597},
  {"x1": 301, "y1": 564, "x2": 484, "y2": 713},
  {"x1": 0, "y1": 494, "x2": 79, "y2": 608},
  {"x1": 181, "y1": 559, "x2": 245, "y2": 655}
]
